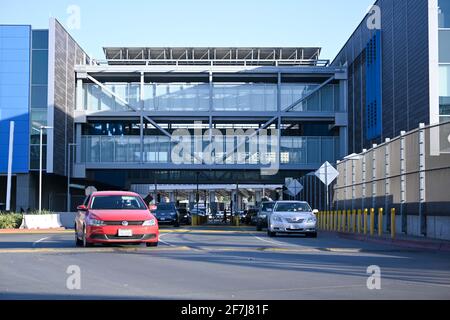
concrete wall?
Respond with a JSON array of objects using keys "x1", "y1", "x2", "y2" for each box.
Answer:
[{"x1": 333, "y1": 122, "x2": 450, "y2": 240}]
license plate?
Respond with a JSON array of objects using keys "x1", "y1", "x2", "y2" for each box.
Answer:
[
  {"x1": 118, "y1": 229, "x2": 133, "y2": 237},
  {"x1": 160, "y1": 218, "x2": 166, "y2": 221},
  {"x1": 290, "y1": 225, "x2": 301, "y2": 230}
]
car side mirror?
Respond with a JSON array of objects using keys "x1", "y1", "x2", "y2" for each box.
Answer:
[
  {"x1": 312, "y1": 209, "x2": 319, "y2": 215},
  {"x1": 77, "y1": 205, "x2": 88, "y2": 211}
]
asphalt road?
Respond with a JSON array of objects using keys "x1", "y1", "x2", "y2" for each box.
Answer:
[{"x1": 1, "y1": 227, "x2": 450, "y2": 300}]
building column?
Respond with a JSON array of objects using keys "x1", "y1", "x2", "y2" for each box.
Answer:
[
  {"x1": 189, "y1": 192, "x2": 195, "y2": 210},
  {"x1": 209, "y1": 190, "x2": 217, "y2": 214}
]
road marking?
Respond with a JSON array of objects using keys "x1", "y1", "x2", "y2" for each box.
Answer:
[
  {"x1": 251, "y1": 234, "x2": 292, "y2": 247},
  {"x1": 158, "y1": 233, "x2": 175, "y2": 247},
  {"x1": 0, "y1": 246, "x2": 192, "y2": 254},
  {"x1": 32, "y1": 237, "x2": 50, "y2": 248}
]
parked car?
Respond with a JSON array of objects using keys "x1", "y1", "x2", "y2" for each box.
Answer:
[
  {"x1": 178, "y1": 208, "x2": 191, "y2": 225},
  {"x1": 151, "y1": 202, "x2": 180, "y2": 227},
  {"x1": 243, "y1": 209, "x2": 259, "y2": 225},
  {"x1": 189, "y1": 208, "x2": 207, "y2": 216},
  {"x1": 75, "y1": 191, "x2": 159, "y2": 247},
  {"x1": 267, "y1": 201, "x2": 318, "y2": 238},
  {"x1": 256, "y1": 201, "x2": 275, "y2": 231}
]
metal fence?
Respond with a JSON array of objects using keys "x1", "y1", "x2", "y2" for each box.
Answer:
[{"x1": 332, "y1": 121, "x2": 450, "y2": 240}]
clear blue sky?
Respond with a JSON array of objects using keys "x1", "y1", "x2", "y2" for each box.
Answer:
[{"x1": 1, "y1": 0, "x2": 374, "y2": 60}]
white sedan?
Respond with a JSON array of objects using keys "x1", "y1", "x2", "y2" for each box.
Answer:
[{"x1": 267, "y1": 201, "x2": 318, "y2": 238}]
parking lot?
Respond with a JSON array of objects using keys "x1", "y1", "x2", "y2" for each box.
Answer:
[{"x1": 1, "y1": 227, "x2": 450, "y2": 300}]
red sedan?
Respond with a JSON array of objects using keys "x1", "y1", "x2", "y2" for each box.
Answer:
[{"x1": 75, "y1": 191, "x2": 159, "y2": 247}]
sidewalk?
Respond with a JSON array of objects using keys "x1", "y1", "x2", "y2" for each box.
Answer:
[{"x1": 325, "y1": 230, "x2": 450, "y2": 252}]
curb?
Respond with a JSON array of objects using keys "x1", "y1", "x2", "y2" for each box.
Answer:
[
  {"x1": 0, "y1": 228, "x2": 69, "y2": 235},
  {"x1": 326, "y1": 231, "x2": 450, "y2": 253}
]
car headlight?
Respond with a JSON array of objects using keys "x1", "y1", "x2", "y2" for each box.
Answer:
[
  {"x1": 272, "y1": 216, "x2": 283, "y2": 222},
  {"x1": 143, "y1": 219, "x2": 157, "y2": 226},
  {"x1": 88, "y1": 219, "x2": 105, "y2": 226},
  {"x1": 307, "y1": 217, "x2": 317, "y2": 223}
]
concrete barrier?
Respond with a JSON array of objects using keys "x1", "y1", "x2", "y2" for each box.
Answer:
[
  {"x1": 19, "y1": 212, "x2": 76, "y2": 230},
  {"x1": 20, "y1": 214, "x2": 62, "y2": 230}
]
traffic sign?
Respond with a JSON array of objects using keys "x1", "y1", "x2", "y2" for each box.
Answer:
[
  {"x1": 285, "y1": 179, "x2": 303, "y2": 197},
  {"x1": 85, "y1": 186, "x2": 97, "y2": 196},
  {"x1": 315, "y1": 161, "x2": 339, "y2": 186}
]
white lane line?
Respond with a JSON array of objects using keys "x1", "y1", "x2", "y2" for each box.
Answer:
[
  {"x1": 32, "y1": 237, "x2": 50, "y2": 248},
  {"x1": 158, "y1": 233, "x2": 175, "y2": 247},
  {"x1": 252, "y1": 235, "x2": 285, "y2": 246}
]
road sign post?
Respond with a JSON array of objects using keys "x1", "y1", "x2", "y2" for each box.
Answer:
[{"x1": 315, "y1": 162, "x2": 339, "y2": 212}]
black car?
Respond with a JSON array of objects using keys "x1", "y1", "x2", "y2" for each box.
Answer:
[
  {"x1": 178, "y1": 208, "x2": 191, "y2": 225},
  {"x1": 256, "y1": 201, "x2": 275, "y2": 231},
  {"x1": 244, "y1": 209, "x2": 259, "y2": 225},
  {"x1": 151, "y1": 202, "x2": 180, "y2": 227}
]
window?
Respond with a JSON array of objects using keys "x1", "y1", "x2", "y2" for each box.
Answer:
[
  {"x1": 274, "y1": 202, "x2": 312, "y2": 213},
  {"x1": 90, "y1": 195, "x2": 146, "y2": 210},
  {"x1": 439, "y1": 0, "x2": 450, "y2": 28}
]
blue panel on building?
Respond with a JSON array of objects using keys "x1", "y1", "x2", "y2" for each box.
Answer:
[
  {"x1": 365, "y1": 30, "x2": 382, "y2": 141},
  {"x1": 0, "y1": 25, "x2": 31, "y2": 174}
]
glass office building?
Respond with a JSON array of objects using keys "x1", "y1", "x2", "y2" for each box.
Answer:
[{"x1": 0, "y1": 0, "x2": 444, "y2": 211}]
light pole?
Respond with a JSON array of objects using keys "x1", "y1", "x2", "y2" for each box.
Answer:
[
  {"x1": 67, "y1": 143, "x2": 77, "y2": 212},
  {"x1": 38, "y1": 126, "x2": 53, "y2": 214}
]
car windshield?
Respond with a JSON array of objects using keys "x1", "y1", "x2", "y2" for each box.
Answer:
[
  {"x1": 261, "y1": 202, "x2": 275, "y2": 211},
  {"x1": 90, "y1": 195, "x2": 146, "y2": 210},
  {"x1": 274, "y1": 202, "x2": 311, "y2": 213},
  {"x1": 156, "y1": 203, "x2": 175, "y2": 210}
]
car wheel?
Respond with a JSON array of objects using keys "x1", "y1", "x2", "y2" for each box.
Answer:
[
  {"x1": 146, "y1": 242, "x2": 158, "y2": 247},
  {"x1": 309, "y1": 232, "x2": 318, "y2": 238},
  {"x1": 267, "y1": 229, "x2": 276, "y2": 237},
  {"x1": 256, "y1": 223, "x2": 262, "y2": 231},
  {"x1": 174, "y1": 220, "x2": 180, "y2": 228},
  {"x1": 75, "y1": 224, "x2": 83, "y2": 247},
  {"x1": 82, "y1": 226, "x2": 93, "y2": 247}
]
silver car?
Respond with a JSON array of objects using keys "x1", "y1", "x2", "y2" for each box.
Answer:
[{"x1": 267, "y1": 201, "x2": 318, "y2": 238}]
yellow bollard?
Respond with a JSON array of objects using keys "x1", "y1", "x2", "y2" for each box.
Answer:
[
  {"x1": 342, "y1": 210, "x2": 347, "y2": 232},
  {"x1": 391, "y1": 208, "x2": 396, "y2": 239},
  {"x1": 333, "y1": 210, "x2": 337, "y2": 231},
  {"x1": 327, "y1": 211, "x2": 331, "y2": 231},
  {"x1": 319, "y1": 212, "x2": 322, "y2": 230},
  {"x1": 363, "y1": 208, "x2": 368, "y2": 235},
  {"x1": 378, "y1": 208, "x2": 383, "y2": 236},
  {"x1": 317, "y1": 211, "x2": 322, "y2": 229},
  {"x1": 347, "y1": 210, "x2": 351, "y2": 233},
  {"x1": 357, "y1": 209, "x2": 362, "y2": 234},
  {"x1": 370, "y1": 208, "x2": 375, "y2": 236},
  {"x1": 337, "y1": 210, "x2": 341, "y2": 232},
  {"x1": 352, "y1": 209, "x2": 356, "y2": 233}
]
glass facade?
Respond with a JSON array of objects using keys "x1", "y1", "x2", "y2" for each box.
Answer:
[
  {"x1": 0, "y1": 25, "x2": 31, "y2": 173},
  {"x1": 439, "y1": 0, "x2": 450, "y2": 28},
  {"x1": 439, "y1": 0, "x2": 450, "y2": 120},
  {"x1": 30, "y1": 30, "x2": 49, "y2": 170},
  {"x1": 79, "y1": 82, "x2": 340, "y2": 112},
  {"x1": 80, "y1": 135, "x2": 339, "y2": 166}
]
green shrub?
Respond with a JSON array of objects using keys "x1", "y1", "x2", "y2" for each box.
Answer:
[{"x1": 0, "y1": 213, "x2": 23, "y2": 229}]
